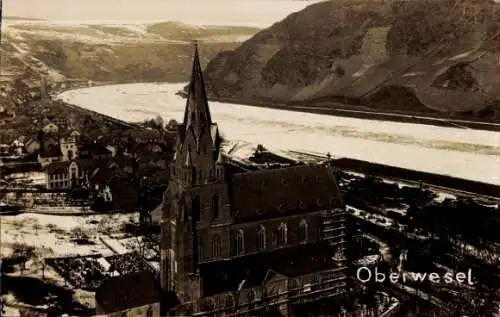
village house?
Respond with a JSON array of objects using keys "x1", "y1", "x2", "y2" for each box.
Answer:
[
  {"x1": 89, "y1": 164, "x2": 115, "y2": 194},
  {"x1": 42, "y1": 122, "x2": 59, "y2": 134},
  {"x1": 36, "y1": 129, "x2": 81, "y2": 167},
  {"x1": 41, "y1": 135, "x2": 59, "y2": 152},
  {"x1": 10, "y1": 138, "x2": 24, "y2": 156},
  {"x1": 24, "y1": 138, "x2": 41, "y2": 154},
  {"x1": 60, "y1": 130, "x2": 80, "y2": 161},
  {"x1": 95, "y1": 271, "x2": 163, "y2": 317},
  {"x1": 38, "y1": 145, "x2": 63, "y2": 168},
  {"x1": 0, "y1": 107, "x2": 15, "y2": 126},
  {"x1": 45, "y1": 159, "x2": 94, "y2": 190},
  {"x1": 79, "y1": 141, "x2": 113, "y2": 161}
]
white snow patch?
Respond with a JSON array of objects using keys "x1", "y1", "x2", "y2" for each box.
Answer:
[
  {"x1": 58, "y1": 83, "x2": 500, "y2": 185},
  {"x1": 1, "y1": 212, "x2": 138, "y2": 257}
]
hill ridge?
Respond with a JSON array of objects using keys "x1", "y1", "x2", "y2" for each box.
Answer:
[{"x1": 202, "y1": 0, "x2": 500, "y2": 120}]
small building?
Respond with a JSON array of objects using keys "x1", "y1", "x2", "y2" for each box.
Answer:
[
  {"x1": 38, "y1": 145, "x2": 63, "y2": 168},
  {"x1": 45, "y1": 159, "x2": 94, "y2": 190},
  {"x1": 80, "y1": 142, "x2": 113, "y2": 161},
  {"x1": 60, "y1": 130, "x2": 80, "y2": 161},
  {"x1": 95, "y1": 271, "x2": 162, "y2": 317},
  {"x1": 42, "y1": 122, "x2": 59, "y2": 134},
  {"x1": 25, "y1": 138, "x2": 41, "y2": 154},
  {"x1": 0, "y1": 108, "x2": 15, "y2": 125},
  {"x1": 150, "y1": 201, "x2": 163, "y2": 226},
  {"x1": 41, "y1": 136, "x2": 59, "y2": 152}
]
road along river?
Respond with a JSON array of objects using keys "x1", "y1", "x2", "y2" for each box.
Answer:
[{"x1": 58, "y1": 83, "x2": 500, "y2": 186}]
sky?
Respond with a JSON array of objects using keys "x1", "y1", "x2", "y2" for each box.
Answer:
[{"x1": 2, "y1": 0, "x2": 321, "y2": 27}]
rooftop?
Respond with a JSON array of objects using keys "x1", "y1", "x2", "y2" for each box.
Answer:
[
  {"x1": 95, "y1": 270, "x2": 161, "y2": 314},
  {"x1": 229, "y1": 164, "x2": 344, "y2": 222}
]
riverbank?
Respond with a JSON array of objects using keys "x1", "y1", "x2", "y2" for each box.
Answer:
[
  {"x1": 205, "y1": 95, "x2": 500, "y2": 132},
  {"x1": 330, "y1": 157, "x2": 500, "y2": 199}
]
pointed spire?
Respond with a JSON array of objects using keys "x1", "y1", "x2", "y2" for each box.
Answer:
[
  {"x1": 184, "y1": 151, "x2": 192, "y2": 167},
  {"x1": 183, "y1": 41, "x2": 212, "y2": 133},
  {"x1": 216, "y1": 150, "x2": 224, "y2": 164}
]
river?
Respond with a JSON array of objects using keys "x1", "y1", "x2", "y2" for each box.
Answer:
[{"x1": 58, "y1": 83, "x2": 500, "y2": 185}]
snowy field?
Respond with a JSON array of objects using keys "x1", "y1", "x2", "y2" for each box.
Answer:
[
  {"x1": 0, "y1": 212, "x2": 138, "y2": 258},
  {"x1": 59, "y1": 83, "x2": 500, "y2": 185}
]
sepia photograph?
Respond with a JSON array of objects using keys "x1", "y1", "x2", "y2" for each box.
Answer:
[{"x1": 0, "y1": 0, "x2": 499, "y2": 316}]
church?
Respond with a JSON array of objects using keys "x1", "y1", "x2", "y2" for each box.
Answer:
[{"x1": 160, "y1": 44, "x2": 349, "y2": 316}]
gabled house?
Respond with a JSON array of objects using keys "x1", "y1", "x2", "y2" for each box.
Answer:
[
  {"x1": 41, "y1": 136, "x2": 59, "y2": 152},
  {"x1": 60, "y1": 130, "x2": 80, "y2": 161},
  {"x1": 45, "y1": 159, "x2": 95, "y2": 190},
  {"x1": 79, "y1": 142, "x2": 113, "y2": 161},
  {"x1": 42, "y1": 122, "x2": 59, "y2": 134},
  {"x1": 38, "y1": 145, "x2": 63, "y2": 168},
  {"x1": 24, "y1": 138, "x2": 41, "y2": 154},
  {"x1": 95, "y1": 271, "x2": 162, "y2": 317},
  {"x1": 0, "y1": 107, "x2": 15, "y2": 125}
]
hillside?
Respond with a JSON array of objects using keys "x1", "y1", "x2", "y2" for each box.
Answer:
[
  {"x1": 0, "y1": 20, "x2": 259, "y2": 84},
  {"x1": 202, "y1": 0, "x2": 500, "y2": 121},
  {"x1": 0, "y1": 20, "x2": 260, "y2": 143}
]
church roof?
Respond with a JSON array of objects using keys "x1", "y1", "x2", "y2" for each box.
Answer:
[
  {"x1": 39, "y1": 145, "x2": 63, "y2": 158},
  {"x1": 229, "y1": 164, "x2": 343, "y2": 222}
]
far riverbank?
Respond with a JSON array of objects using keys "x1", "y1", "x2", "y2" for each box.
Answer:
[{"x1": 204, "y1": 95, "x2": 500, "y2": 132}]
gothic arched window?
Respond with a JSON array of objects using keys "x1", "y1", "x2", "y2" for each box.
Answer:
[
  {"x1": 192, "y1": 167, "x2": 197, "y2": 184},
  {"x1": 277, "y1": 223, "x2": 287, "y2": 246},
  {"x1": 288, "y1": 278, "x2": 299, "y2": 296},
  {"x1": 198, "y1": 237, "x2": 204, "y2": 261},
  {"x1": 311, "y1": 275, "x2": 320, "y2": 291},
  {"x1": 212, "y1": 194, "x2": 220, "y2": 219},
  {"x1": 256, "y1": 225, "x2": 266, "y2": 250},
  {"x1": 247, "y1": 290, "x2": 255, "y2": 310},
  {"x1": 225, "y1": 294, "x2": 234, "y2": 308},
  {"x1": 192, "y1": 196, "x2": 201, "y2": 222},
  {"x1": 212, "y1": 235, "x2": 221, "y2": 258},
  {"x1": 299, "y1": 219, "x2": 308, "y2": 243},
  {"x1": 233, "y1": 230, "x2": 244, "y2": 256}
]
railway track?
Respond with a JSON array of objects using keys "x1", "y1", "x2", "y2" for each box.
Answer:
[
  {"x1": 62, "y1": 102, "x2": 139, "y2": 130},
  {"x1": 286, "y1": 150, "x2": 500, "y2": 201}
]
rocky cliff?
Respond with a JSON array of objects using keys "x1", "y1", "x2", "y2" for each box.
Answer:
[{"x1": 203, "y1": 0, "x2": 500, "y2": 120}]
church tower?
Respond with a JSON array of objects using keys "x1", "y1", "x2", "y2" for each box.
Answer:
[{"x1": 160, "y1": 43, "x2": 225, "y2": 304}]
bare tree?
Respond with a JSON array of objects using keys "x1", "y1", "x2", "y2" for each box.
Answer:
[
  {"x1": 32, "y1": 220, "x2": 42, "y2": 235},
  {"x1": 11, "y1": 243, "x2": 35, "y2": 273}
]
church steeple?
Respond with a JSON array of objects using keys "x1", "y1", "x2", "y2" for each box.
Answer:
[{"x1": 183, "y1": 42, "x2": 212, "y2": 138}]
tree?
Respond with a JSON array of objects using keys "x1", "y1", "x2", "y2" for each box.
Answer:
[
  {"x1": 153, "y1": 115, "x2": 164, "y2": 130},
  {"x1": 166, "y1": 119, "x2": 178, "y2": 130},
  {"x1": 33, "y1": 222, "x2": 42, "y2": 235},
  {"x1": 11, "y1": 243, "x2": 35, "y2": 273},
  {"x1": 253, "y1": 144, "x2": 267, "y2": 162}
]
